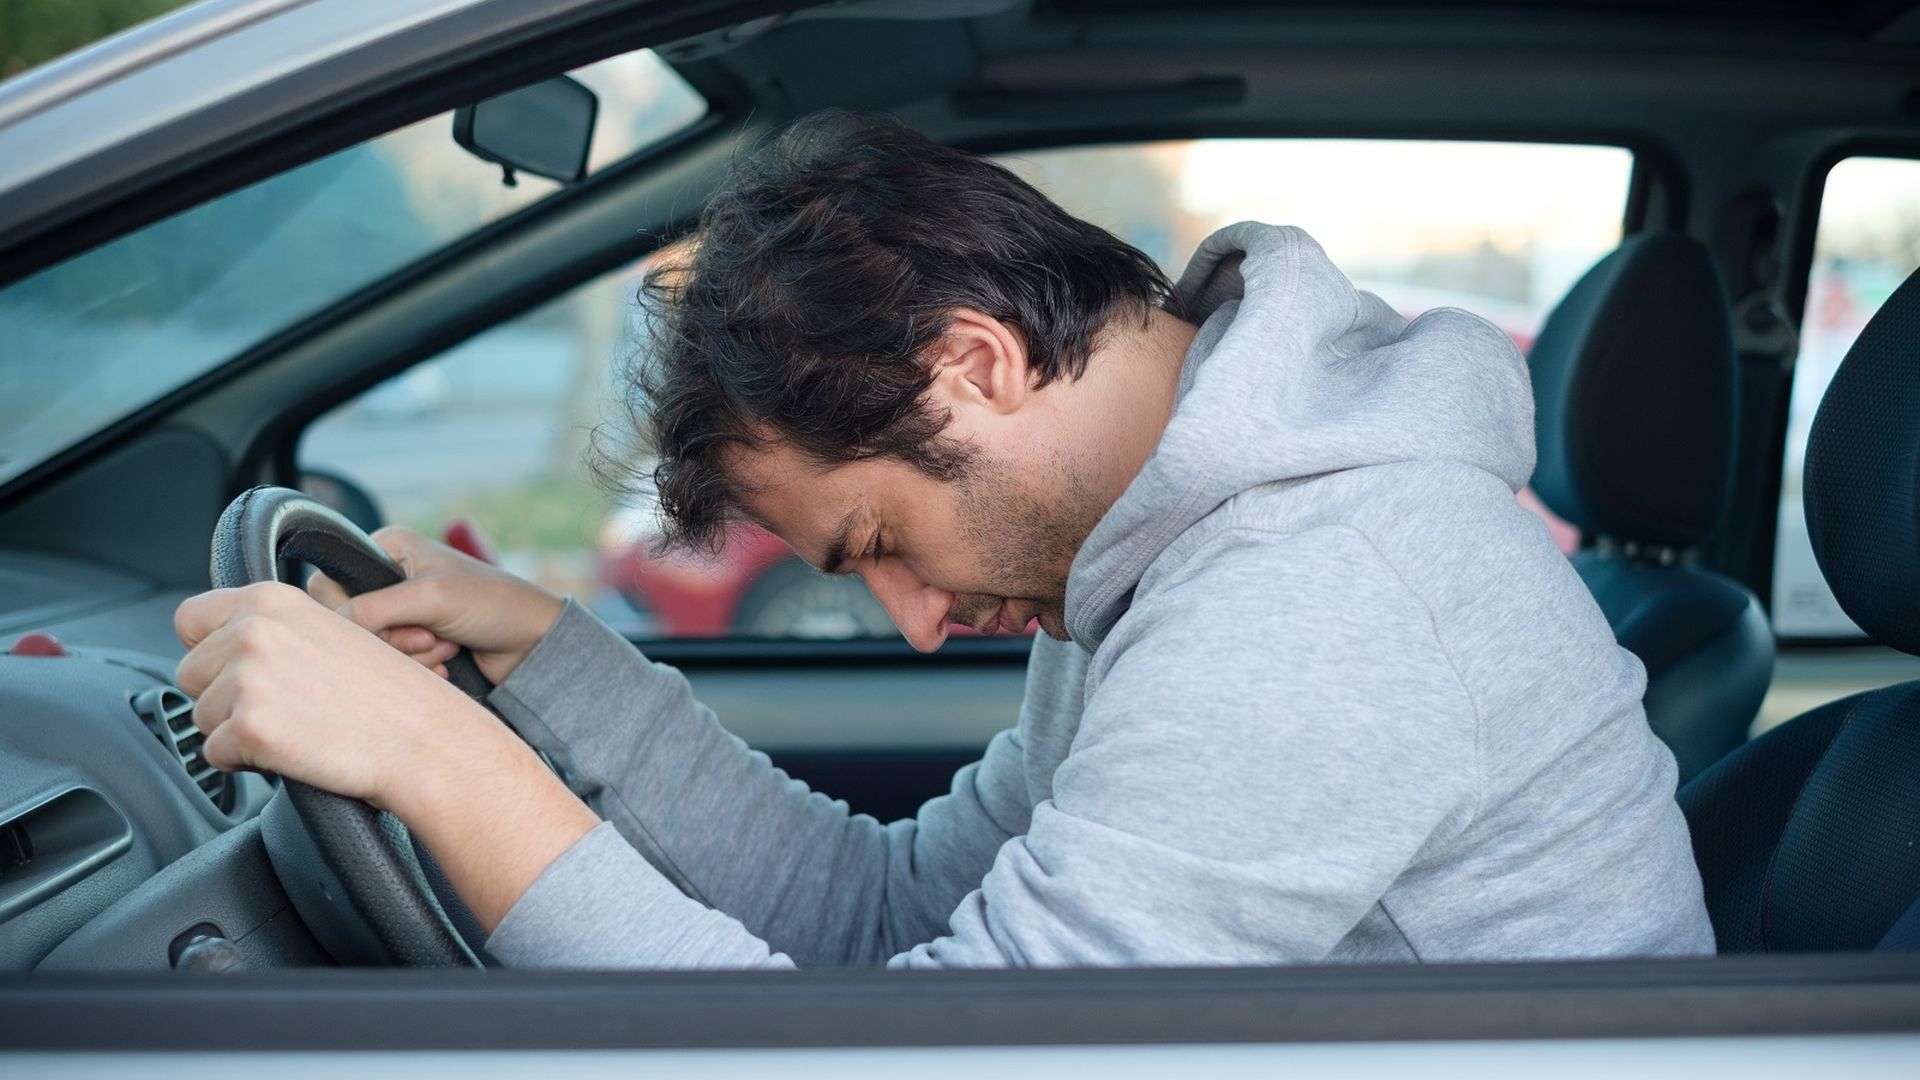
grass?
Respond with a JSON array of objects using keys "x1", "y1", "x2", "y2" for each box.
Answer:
[{"x1": 402, "y1": 471, "x2": 610, "y2": 556}]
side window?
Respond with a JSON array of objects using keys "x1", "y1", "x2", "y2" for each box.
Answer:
[
  {"x1": 1002, "y1": 139, "x2": 1633, "y2": 553},
  {"x1": 302, "y1": 266, "x2": 658, "y2": 634},
  {"x1": 302, "y1": 260, "x2": 898, "y2": 643},
  {"x1": 307, "y1": 139, "x2": 1634, "y2": 644},
  {"x1": 1771, "y1": 157, "x2": 1920, "y2": 637}
]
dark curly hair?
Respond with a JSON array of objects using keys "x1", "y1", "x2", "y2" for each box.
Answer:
[{"x1": 617, "y1": 110, "x2": 1178, "y2": 552}]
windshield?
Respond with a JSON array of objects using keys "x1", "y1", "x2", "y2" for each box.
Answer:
[{"x1": 0, "y1": 49, "x2": 705, "y2": 488}]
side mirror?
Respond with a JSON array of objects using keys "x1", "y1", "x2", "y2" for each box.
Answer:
[{"x1": 452, "y1": 75, "x2": 599, "y2": 186}]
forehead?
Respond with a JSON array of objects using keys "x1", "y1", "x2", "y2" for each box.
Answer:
[{"x1": 723, "y1": 441, "x2": 876, "y2": 560}]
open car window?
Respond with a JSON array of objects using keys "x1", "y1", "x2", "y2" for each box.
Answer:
[
  {"x1": 303, "y1": 137, "x2": 1632, "y2": 644},
  {"x1": 0, "y1": 49, "x2": 705, "y2": 490},
  {"x1": 1771, "y1": 155, "x2": 1920, "y2": 638}
]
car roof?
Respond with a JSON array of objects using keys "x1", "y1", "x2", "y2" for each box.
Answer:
[{"x1": 2, "y1": 0, "x2": 1918, "y2": 285}]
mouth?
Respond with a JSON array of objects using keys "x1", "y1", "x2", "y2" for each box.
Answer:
[
  {"x1": 947, "y1": 598, "x2": 1038, "y2": 637},
  {"x1": 995, "y1": 601, "x2": 1028, "y2": 635},
  {"x1": 948, "y1": 599, "x2": 1006, "y2": 636}
]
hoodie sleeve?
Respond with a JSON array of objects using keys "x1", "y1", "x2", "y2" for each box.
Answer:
[
  {"x1": 488, "y1": 525, "x2": 1481, "y2": 969},
  {"x1": 482, "y1": 600, "x2": 1033, "y2": 967}
]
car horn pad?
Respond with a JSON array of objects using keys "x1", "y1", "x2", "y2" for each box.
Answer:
[{"x1": 210, "y1": 485, "x2": 496, "y2": 966}]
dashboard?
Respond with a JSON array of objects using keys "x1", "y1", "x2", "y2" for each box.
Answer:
[
  {"x1": 0, "y1": 546, "x2": 311, "y2": 969},
  {"x1": 0, "y1": 540, "x2": 1021, "y2": 968}
]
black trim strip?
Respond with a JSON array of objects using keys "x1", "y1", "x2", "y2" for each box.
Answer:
[
  {"x1": 3, "y1": 954, "x2": 1918, "y2": 1050},
  {"x1": 631, "y1": 633, "x2": 1035, "y2": 669}
]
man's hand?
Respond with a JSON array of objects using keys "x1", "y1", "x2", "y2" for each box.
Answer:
[
  {"x1": 174, "y1": 581, "x2": 600, "y2": 930},
  {"x1": 306, "y1": 526, "x2": 565, "y2": 685},
  {"x1": 174, "y1": 581, "x2": 511, "y2": 808}
]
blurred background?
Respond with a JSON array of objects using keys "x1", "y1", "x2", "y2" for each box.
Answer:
[{"x1": 4, "y1": 0, "x2": 1913, "y2": 645}]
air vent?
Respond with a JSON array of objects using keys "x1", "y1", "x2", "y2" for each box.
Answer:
[{"x1": 131, "y1": 686, "x2": 233, "y2": 813}]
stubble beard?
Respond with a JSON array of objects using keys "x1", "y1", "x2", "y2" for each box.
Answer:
[{"x1": 952, "y1": 448, "x2": 1107, "y2": 642}]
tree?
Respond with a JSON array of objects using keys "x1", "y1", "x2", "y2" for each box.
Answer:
[{"x1": 0, "y1": 0, "x2": 196, "y2": 78}]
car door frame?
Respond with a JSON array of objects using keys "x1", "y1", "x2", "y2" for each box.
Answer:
[{"x1": 4, "y1": 0, "x2": 1920, "y2": 1058}]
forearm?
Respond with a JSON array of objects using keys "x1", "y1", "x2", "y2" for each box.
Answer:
[
  {"x1": 490, "y1": 601, "x2": 1021, "y2": 963},
  {"x1": 387, "y1": 719, "x2": 600, "y2": 933}
]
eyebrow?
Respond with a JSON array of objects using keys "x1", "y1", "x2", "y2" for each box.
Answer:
[{"x1": 818, "y1": 506, "x2": 864, "y2": 576}]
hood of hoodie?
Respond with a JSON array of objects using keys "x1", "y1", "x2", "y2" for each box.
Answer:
[{"x1": 1064, "y1": 221, "x2": 1536, "y2": 649}]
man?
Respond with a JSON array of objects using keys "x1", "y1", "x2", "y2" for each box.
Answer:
[{"x1": 174, "y1": 111, "x2": 1714, "y2": 967}]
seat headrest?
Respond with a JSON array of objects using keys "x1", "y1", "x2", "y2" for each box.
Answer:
[
  {"x1": 1805, "y1": 265, "x2": 1920, "y2": 656},
  {"x1": 1529, "y1": 233, "x2": 1739, "y2": 548}
]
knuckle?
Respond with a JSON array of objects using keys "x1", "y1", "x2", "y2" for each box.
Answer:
[
  {"x1": 225, "y1": 709, "x2": 270, "y2": 752},
  {"x1": 416, "y1": 576, "x2": 451, "y2": 609},
  {"x1": 242, "y1": 580, "x2": 291, "y2": 609},
  {"x1": 233, "y1": 616, "x2": 279, "y2": 655},
  {"x1": 373, "y1": 526, "x2": 422, "y2": 558},
  {"x1": 200, "y1": 728, "x2": 235, "y2": 771}
]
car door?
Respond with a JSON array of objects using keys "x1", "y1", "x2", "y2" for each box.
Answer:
[{"x1": 3, "y1": 0, "x2": 1920, "y2": 1073}]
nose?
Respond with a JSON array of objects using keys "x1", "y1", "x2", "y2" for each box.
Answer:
[{"x1": 861, "y1": 561, "x2": 955, "y2": 653}]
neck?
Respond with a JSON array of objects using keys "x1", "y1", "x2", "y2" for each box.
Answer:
[{"x1": 1062, "y1": 306, "x2": 1198, "y2": 514}]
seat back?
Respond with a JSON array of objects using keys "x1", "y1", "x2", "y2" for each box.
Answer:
[
  {"x1": 1679, "y1": 263, "x2": 1920, "y2": 953},
  {"x1": 1528, "y1": 232, "x2": 1773, "y2": 784}
]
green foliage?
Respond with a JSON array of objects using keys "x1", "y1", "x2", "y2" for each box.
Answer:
[
  {"x1": 0, "y1": 0, "x2": 197, "y2": 78},
  {"x1": 407, "y1": 472, "x2": 609, "y2": 556}
]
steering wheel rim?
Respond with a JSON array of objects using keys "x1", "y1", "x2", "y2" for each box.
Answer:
[{"x1": 210, "y1": 485, "x2": 494, "y2": 966}]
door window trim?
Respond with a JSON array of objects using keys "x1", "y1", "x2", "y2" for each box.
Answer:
[{"x1": 6, "y1": 954, "x2": 1919, "y2": 1050}]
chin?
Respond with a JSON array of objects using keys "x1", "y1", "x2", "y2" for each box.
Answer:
[{"x1": 1037, "y1": 612, "x2": 1072, "y2": 641}]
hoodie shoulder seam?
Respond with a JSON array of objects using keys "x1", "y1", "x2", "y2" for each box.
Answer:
[{"x1": 1337, "y1": 523, "x2": 1489, "y2": 828}]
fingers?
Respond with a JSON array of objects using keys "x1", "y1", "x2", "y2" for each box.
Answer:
[
  {"x1": 197, "y1": 681, "x2": 272, "y2": 775},
  {"x1": 370, "y1": 525, "x2": 434, "y2": 569},
  {"x1": 336, "y1": 576, "x2": 451, "y2": 639},
  {"x1": 174, "y1": 581, "x2": 308, "y2": 650},
  {"x1": 306, "y1": 569, "x2": 348, "y2": 609},
  {"x1": 177, "y1": 602, "x2": 296, "y2": 697},
  {"x1": 174, "y1": 588, "x2": 240, "y2": 651},
  {"x1": 380, "y1": 625, "x2": 442, "y2": 655},
  {"x1": 311, "y1": 528, "x2": 436, "y2": 609},
  {"x1": 178, "y1": 615, "x2": 283, "y2": 774},
  {"x1": 188, "y1": 667, "x2": 240, "y2": 750},
  {"x1": 175, "y1": 620, "x2": 238, "y2": 698},
  {"x1": 310, "y1": 532, "x2": 464, "y2": 667},
  {"x1": 398, "y1": 636, "x2": 459, "y2": 671}
]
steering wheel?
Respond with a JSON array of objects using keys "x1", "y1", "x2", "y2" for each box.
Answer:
[{"x1": 210, "y1": 485, "x2": 502, "y2": 966}]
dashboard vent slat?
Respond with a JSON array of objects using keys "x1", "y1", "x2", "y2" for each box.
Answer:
[{"x1": 131, "y1": 686, "x2": 233, "y2": 813}]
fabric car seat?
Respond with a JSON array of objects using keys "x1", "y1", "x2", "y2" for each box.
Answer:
[
  {"x1": 1528, "y1": 233, "x2": 1774, "y2": 785},
  {"x1": 1678, "y1": 261, "x2": 1920, "y2": 953}
]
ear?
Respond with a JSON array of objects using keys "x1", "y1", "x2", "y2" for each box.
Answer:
[{"x1": 926, "y1": 308, "x2": 1031, "y2": 416}]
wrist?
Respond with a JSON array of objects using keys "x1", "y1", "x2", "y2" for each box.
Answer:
[
  {"x1": 381, "y1": 699, "x2": 522, "y2": 822},
  {"x1": 384, "y1": 706, "x2": 599, "y2": 932},
  {"x1": 516, "y1": 590, "x2": 567, "y2": 659},
  {"x1": 478, "y1": 589, "x2": 566, "y2": 685}
]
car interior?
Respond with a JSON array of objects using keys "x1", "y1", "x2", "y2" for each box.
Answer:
[{"x1": 3, "y1": 0, "x2": 1920, "y2": 1016}]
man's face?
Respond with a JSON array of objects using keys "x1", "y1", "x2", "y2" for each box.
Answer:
[{"x1": 727, "y1": 438, "x2": 1105, "y2": 653}]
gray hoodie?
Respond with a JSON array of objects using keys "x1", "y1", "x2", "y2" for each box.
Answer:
[{"x1": 483, "y1": 222, "x2": 1715, "y2": 968}]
